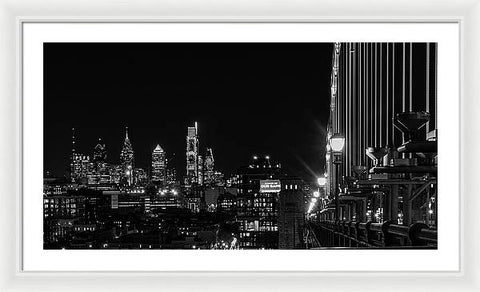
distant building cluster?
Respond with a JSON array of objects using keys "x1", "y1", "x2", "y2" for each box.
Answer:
[
  {"x1": 45, "y1": 122, "x2": 308, "y2": 250},
  {"x1": 70, "y1": 123, "x2": 225, "y2": 189},
  {"x1": 70, "y1": 127, "x2": 152, "y2": 187}
]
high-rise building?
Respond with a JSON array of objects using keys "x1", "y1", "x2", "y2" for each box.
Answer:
[
  {"x1": 236, "y1": 156, "x2": 283, "y2": 249},
  {"x1": 185, "y1": 122, "x2": 199, "y2": 185},
  {"x1": 90, "y1": 138, "x2": 110, "y2": 184},
  {"x1": 70, "y1": 127, "x2": 91, "y2": 183},
  {"x1": 166, "y1": 167, "x2": 177, "y2": 185},
  {"x1": 217, "y1": 192, "x2": 237, "y2": 215},
  {"x1": 204, "y1": 148, "x2": 215, "y2": 185},
  {"x1": 151, "y1": 144, "x2": 166, "y2": 185},
  {"x1": 71, "y1": 153, "x2": 90, "y2": 183},
  {"x1": 198, "y1": 155, "x2": 204, "y2": 186},
  {"x1": 165, "y1": 156, "x2": 178, "y2": 186},
  {"x1": 120, "y1": 127, "x2": 135, "y2": 186},
  {"x1": 134, "y1": 168, "x2": 148, "y2": 186},
  {"x1": 70, "y1": 127, "x2": 78, "y2": 181},
  {"x1": 93, "y1": 138, "x2": 107, "y2": 162}
]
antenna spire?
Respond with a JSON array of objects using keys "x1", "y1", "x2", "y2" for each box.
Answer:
[{"x1": 71, "y1": 127, "x2": 76, "y2": 153}]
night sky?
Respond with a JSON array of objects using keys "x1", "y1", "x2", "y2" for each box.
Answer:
[{"x1": 44, "y1": 43, "x2": 333, "y2": 183}]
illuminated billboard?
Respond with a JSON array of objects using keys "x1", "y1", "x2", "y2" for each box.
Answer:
[{"x1": 260, "y1": 179, "x2": 281, "y2": 193}]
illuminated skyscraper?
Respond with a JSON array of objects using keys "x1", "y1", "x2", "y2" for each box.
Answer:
[
  {"x1": 120, "y1": 126, "x2": 134, "y2": 185},
  {"x1": 71, "y1": 153, "x2": 90, "y2": 183},
  {"x1": 185, "y1": 122, "x2": 199, "y2": 185},
  {"x1": 204, "y1": 148, "x2": 215, "y2": 185},
  {"x1": 93, "y1": 138, "x2": 107, "y2": 162},
  {"x1": 70, "y1": 127, "x2": 77, "y2": 181},
  {"x1": 151, "y1": 144, "x2": 166, "y2": 185},
  {"x1": 198, "y1": 155, "x2": 204, "y2": 185},
  {"x1": 70, "y1": 127, "x2": 90, "y2": 183},
  {"x1": 88, "y1": 137, "x2": 111, "y2": 184}
]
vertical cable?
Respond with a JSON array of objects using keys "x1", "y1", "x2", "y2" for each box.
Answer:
[
  {"x1": 353, "y1": 44, "x2": 357, "y2": 166},
  {"x1": 386, "y1": 43, "x2": 390, "y2": 146},
  {"x1": 409, "y1": 43, "x2": 413, "y2": 111},
  {"x1": 343, "y1": 43, "x2": 346, "y2": 137},
  {"x1": 403, "y1": 43, "x2": 406, "y2": 112},
  {"x1": 346, "y1": 43, "x2": 349, "y2": 176},
  {"x1": 336, "y1": 44, "x2": 340, "y2": 133},
  {"x1": 340, "y1": 43, "x2": 343, "y2": 134},
  {"x1": 348, "y1": 43, "x2": 352, "y2": 176},
  {"x1": 374, "y1": 43, "x2": 378, "y2": 147},
  {"x1": 334, "y1": 45, "x2": 337, "y2": 132},
  {"x1": 354, "y1": 44, "x2": 358, "y2": 166},
  {"x1": 392, "y1": 44, "x2": 395, "y2": 147},
  {"x1": 426, "y1": 43, "x2": 430, "y2": 133},
  {"x1": 366, "y1": 43, "x2": 369, "y2": 149},
  {"x1": 363, "y1": 43, "x2": 367, "y2": 166},
  {"x1": 380, "y1": 43, "x2": 383, "y2": 147},
  {"x1": 358, "y1": 43, "x2": 365, "y2": 165},
  {"x1": 435, "y1": 43, "x2": 438, "y2": 129},
  {"x1": 344, "y1": 43, "x2": 348, "y2": 176},
  {"x1": 368, "y1": 43, "x2": 375, "y2": 147},
  {"x1": 402, "y1": 43, "x2": 406, "y2": 151}
]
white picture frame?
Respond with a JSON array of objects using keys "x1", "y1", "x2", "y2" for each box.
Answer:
[{"x1": 1, "y1": 0, "x2": 479, "y2": 290}]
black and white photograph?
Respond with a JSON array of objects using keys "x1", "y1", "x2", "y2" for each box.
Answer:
[{"x1": 43, "y1": 42, "x2": 438, "y2": 250}]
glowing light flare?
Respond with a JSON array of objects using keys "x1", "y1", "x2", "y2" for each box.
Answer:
[
  {"x1": 317, "y1": 177, "x2": 327, "y2": 186},
  {"x1": 329, "y1": 134, "x2": 345, "y2": 152},
  {"x1": 307, "y1": 205, "x2": 313, "y2": 213}
]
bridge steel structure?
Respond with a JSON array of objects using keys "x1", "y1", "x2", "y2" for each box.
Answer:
[{"x1": 315, "y1": 42, "x2": 438, "y2": 248}]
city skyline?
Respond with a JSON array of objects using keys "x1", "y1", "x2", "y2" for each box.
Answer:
[
  {"x1": 43, "y1": 42, "x2": 438, "y2": 250},
  {"x1": 63, "y1": 122, "x2": 296, "y2": 183},
  {"x1": 68, "y1": 121, "x2": 231, "y2": 187},
  {"x1": 44, "y1": 43, "x2": 333, "y2": 182}
]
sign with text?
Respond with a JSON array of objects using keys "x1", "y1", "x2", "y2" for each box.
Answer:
[{"x1": 260, "y1": 179, "x2": 281, "y2": 193}]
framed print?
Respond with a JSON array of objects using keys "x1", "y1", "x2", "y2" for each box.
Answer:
[
  {"x1": 0, "y1": 0, "x2": 479, "y2": 291},
  {"x1": 21, "y1": 22, "x2": 459, "y2": 273}
]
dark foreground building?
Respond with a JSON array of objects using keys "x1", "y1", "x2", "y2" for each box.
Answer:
[
  {"x1": 235, "y1": 156, "x2": 305, "y2": 249},
  {"x1": 278, "y1": 177, "x2": 305, "y2": 249}
]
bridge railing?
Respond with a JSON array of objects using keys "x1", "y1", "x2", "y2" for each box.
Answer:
[{"x1": 311, "y1": 220, "x2": 437, "y2": 248}]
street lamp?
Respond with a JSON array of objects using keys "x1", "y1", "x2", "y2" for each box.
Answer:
[
  {"x1": 330, "y1": 133, "x2": 346, "y2": 152},
  {"x1": 317, "y1": 176, "x2": 327, "y2": 186},
  {"x1": 329, "y1": 133, "x2": 345, "y2": 221},
  {"x1": 316, "y1": 176, "x2": 326, "y2": 218}
]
